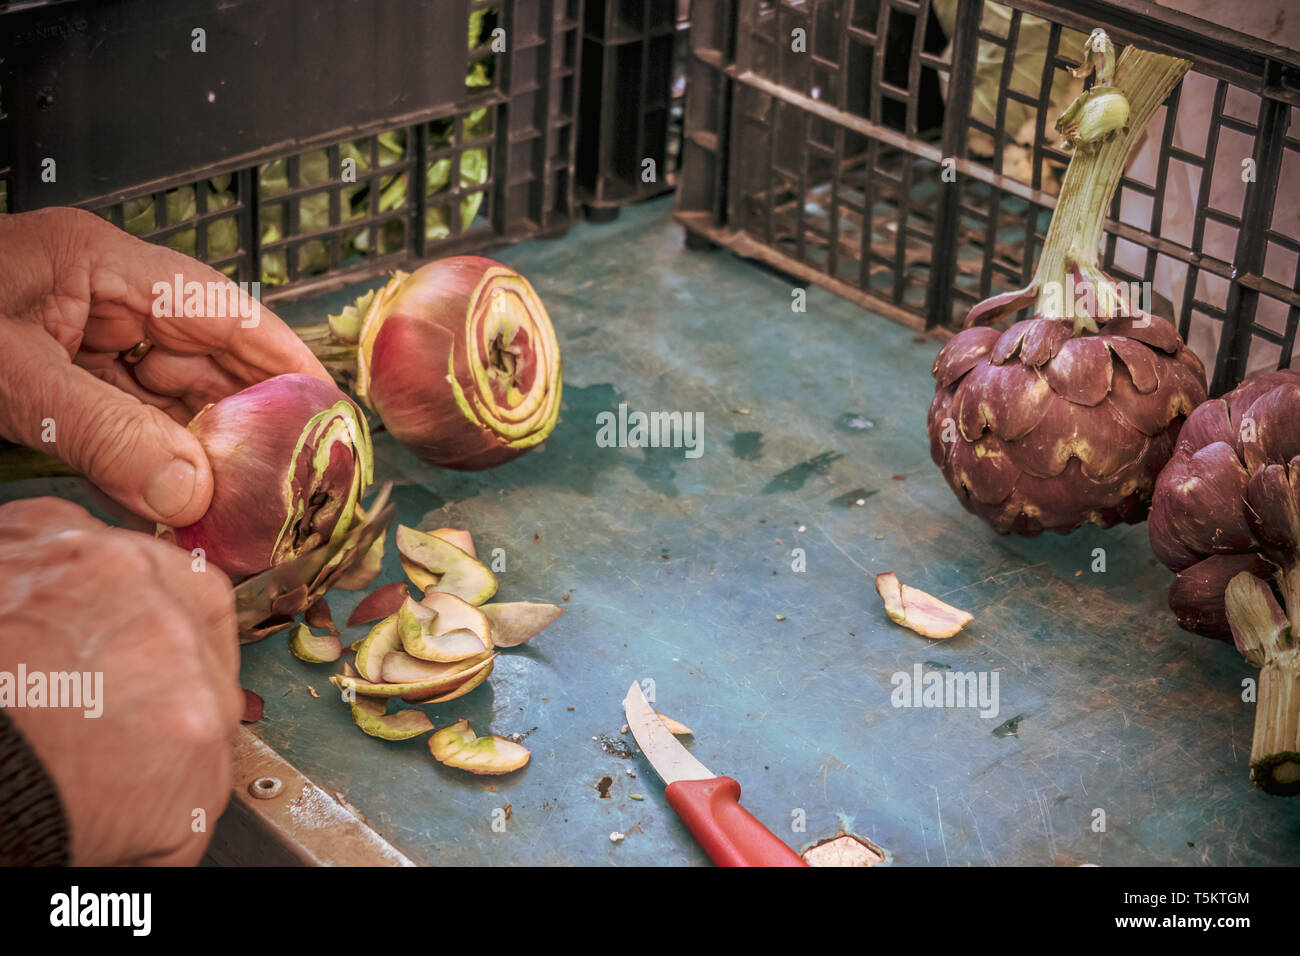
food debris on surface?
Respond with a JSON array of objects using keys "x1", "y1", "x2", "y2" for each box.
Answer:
[
  {"x1": 993, "y1": 713, "x2": 1028, "y2": 738},
  {"x1": 875, "y1": 572, "x2": 972, "y2": 639},
  {"x1": 655, "y1": 714, "x2": 693, "y2": 735},
  {"x1": 801, "y1": 832, "x2": 887, "y2": 867},
  {"x1": 241, "y1": 689, "x2": 264, "y2": 724},
  {"x1": 346, "y1": 581, "x2": 411, "y2": 627},
  {"x1": 596, "y1": 733, "x2": 635, "y2": 758},
  {"x1": 429, "y1": 718, "x2": 531, "y2": 774}
]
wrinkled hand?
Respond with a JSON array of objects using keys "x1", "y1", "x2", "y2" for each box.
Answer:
[
  {"x1": 0, "y1": 207, "x2": 331, "y2": 526},
  {"x1": 0, "y1": 497, "x2": 243, "y2": 865}
]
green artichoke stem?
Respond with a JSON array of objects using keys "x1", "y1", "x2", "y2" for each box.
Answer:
[
  {"x1": 293, "y1": 322, "x2": 361, "y2": 391},
  {"x1": 1251, "y1": 654, "x2": 1300, "y2": 795},
  {"x1": 1281, "y1": 562, "x2": 1300, "y2": 639},
  {"x1": 1226, "y1": 568, "x2": 1300, "y2": 795},
  {"x1": 1033, "y1": 38, "x2": 1191, "y2": 326}
]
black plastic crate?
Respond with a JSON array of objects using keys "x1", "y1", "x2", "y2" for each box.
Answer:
[
  {"x1": 575, "y1": 0, "x2": 690, "y2": 219},
  {"x1": 0, "y1": 0, "x2": 583, "y2": 301},
  {"x1": 675, "y1": 0, "x2": 1300, "y2": 394}
]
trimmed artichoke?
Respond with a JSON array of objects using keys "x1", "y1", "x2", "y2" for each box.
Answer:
[
  {"x1": 1149, "y1": 370, "x2": 1300, "y2": 794},
  {"x1": 164, "y1": 374, "x2": 373, "y2": 580},
  {"x1": 928, "y1": 32, "x2": 1204, "y2": 535},
  {"x1": 306, "y1": 255, "x2": 563, "y2": 471}
]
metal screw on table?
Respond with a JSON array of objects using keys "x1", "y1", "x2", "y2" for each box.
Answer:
[{"x1": 249, "y1": 776, "x2": 283, "y2": 799}]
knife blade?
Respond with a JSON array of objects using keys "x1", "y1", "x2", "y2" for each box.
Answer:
[{"x1": 622, "y1": 682, "x2": 807, "y2": 867}]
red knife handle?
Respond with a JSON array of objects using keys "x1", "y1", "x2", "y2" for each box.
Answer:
[{"x1": 665, "y1": 777, "x2": 807, "y2": 867}]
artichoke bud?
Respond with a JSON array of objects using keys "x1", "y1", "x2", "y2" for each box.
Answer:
[
  {"x1": 1057, "y1": 86, "x2": 1130, "y2": 149},
  {"x1": 353, "y1": 256, "x2": 562, "y2": 470}
]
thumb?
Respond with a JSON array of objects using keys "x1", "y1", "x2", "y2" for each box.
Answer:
[{"x1": 2, "y1": 342, "x2": 213, "y2": 526}]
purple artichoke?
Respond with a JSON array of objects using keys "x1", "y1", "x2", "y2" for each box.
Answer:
[
  {"x1": 1150, "y1": 369, "x2": 1300, "y2": 794},
  {"x1": 928, "y1": 34, "x2": 1202, "y2": 535},
  {"x1": 1149, "y1": 370, "x2": 1300, "y2": 634},
  {"x1": 929, "y1": 310, "x2": 1206, "y2": 534}
]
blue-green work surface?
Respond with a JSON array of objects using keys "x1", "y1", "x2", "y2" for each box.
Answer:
[{"x1": 11, "y1": 198, "x2": 1300, "y2": 865}]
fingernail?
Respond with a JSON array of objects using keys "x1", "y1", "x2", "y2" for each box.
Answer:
[{"x1": 145, "y1": 458, "x2": 197, "y2": 519}]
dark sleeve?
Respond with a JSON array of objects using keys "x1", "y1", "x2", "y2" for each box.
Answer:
[{"x1": 0, "y1": 708, "x2": 70, "y2": 865}]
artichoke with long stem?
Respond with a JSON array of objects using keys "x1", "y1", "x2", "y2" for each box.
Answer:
[
  {"x1": 1149, "y1": 369, "x2": 1300, "y2": 794},
  {"x1": 928, "y1": 31, "x2": 1206, "y2": 535}
]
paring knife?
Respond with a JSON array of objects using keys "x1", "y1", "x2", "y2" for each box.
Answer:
[{"x1": 622, "y1": 682, "x2": 807, "y2": 867}]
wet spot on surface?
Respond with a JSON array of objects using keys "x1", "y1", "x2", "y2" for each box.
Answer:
[
  {"x1": 634, "y1": 446, "x2": 679, "y2": 498},
  {"x1": 481, "y1": 382, "x2": 624, "y2": 495},
  {"x1": 993, "y1": 713, "x2": 1028, "y2": 738},
  {"x1": 835, "y1": 413, "x2": 876, "y2": 432},
  {"x1": 732, "y1": 431, "x2": 764, "y2": 460},
  {"x1": 829, "y1": 488, "x2": 878, "y2": 508},
  {"x1": 534, "y1": 384, "x2": 688, "y2": 497},
  {"x1": 763, "y1": 451, "x2": 843, "y2": 494}
]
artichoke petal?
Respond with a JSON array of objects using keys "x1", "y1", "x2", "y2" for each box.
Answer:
[
  {"x1": 1104, "y1": 313, "x2": 1181, "y2": 354},
  {"x1": 1107, "y1": 357, "x2": 1204, "y2": 436},
  {"x1": 1148, "y1": 488, "x2": 1202, "y2": 571},
  {"x1": 1045, "y1": 336, "x2": 1113, "y2": 406},
  {"x1": 954, "y1": 362, "x2": 1054, "y2": 443},
  {"x1": 964, "y1": 284, "x2": 1038, "y2": 329},
  {"x1": 1174, "y1": 341, "x2": 1207, "y2": 383},
  {"x1": 1104, "y1": 336, "x2": 1160, "y2": 394},
  {"x1": 927, "y1": 390, "x2": 956, "y2": 465},
  {"x1": 949, "y1": 436, "x2": 1020, "y2": 506},
  {"x1": 990, "y1": 319, "x2": 1036, "y2": 366},
  {"x1": 932, "y1": 326, "x2": 1001, "y2": 388},
  {"x1": 1157, "y1": 441, "x2": 1255, "y2": 556},
  {"x1": 1176, "y1": 397, "x2": 1234, "y2": 455},
  {"x1": 1169, "y1": 553, "x2": 1277, "y2": 640},
  {"x1": 1002, "y1": 399, "x2": 1144, "y2": 480},
  {"x1": 1244, "y1": 461, "x2": 1300, "y2": 554},
  {"x1": 1020, "y1": 318, "x2": 1075, "y2": 368},
  {"x1": 1242, "y1": 381, "x2": 1300, "y2": 472},
  {"x1": 1005, "y1": 460, "x2": 1129, "y2": 532}
]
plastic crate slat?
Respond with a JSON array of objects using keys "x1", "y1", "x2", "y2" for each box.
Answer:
[
  {"x1": 3, "y1": 0, "x2": 475, "y2": 210},
  {"x1": 5, "y1": 1, "x2": 578, "y2": 298}
]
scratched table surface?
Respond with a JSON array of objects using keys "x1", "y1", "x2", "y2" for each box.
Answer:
[{"x1": 11, "y1": 197, "x2": 1300, "y2": 865}]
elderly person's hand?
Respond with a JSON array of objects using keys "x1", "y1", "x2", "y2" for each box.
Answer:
[
  {"x1": 0, "y1": 497, "x2": 243, "y2": 865},
  {"x1": 0, "y1": 207, "x2": 330, "y2": 526}
]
